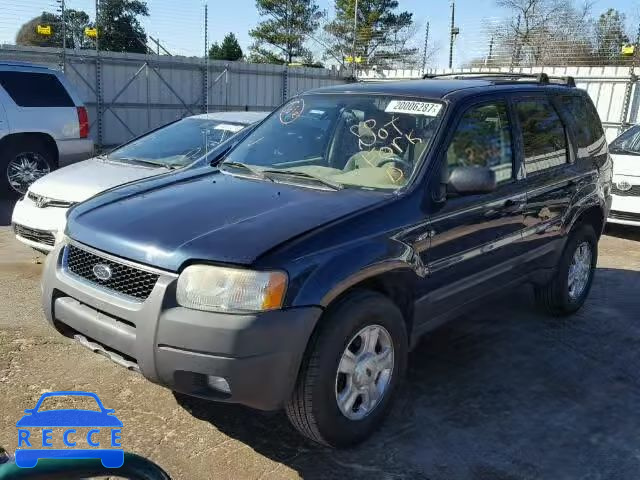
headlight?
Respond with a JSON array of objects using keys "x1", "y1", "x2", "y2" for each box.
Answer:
[{"x1": 176, "y1": 265, "x2": 288, "y2": 313}]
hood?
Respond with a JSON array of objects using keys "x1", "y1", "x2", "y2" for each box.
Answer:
[
  {"x1": 29, "y1": 157, "x2": 168, "y2": 203},
  {"x1": 611, "y1": 154, "x2": 640, "y2": 177},
  {"x1": 67, "y1": 171, "x2": 386, "y2": 272}
]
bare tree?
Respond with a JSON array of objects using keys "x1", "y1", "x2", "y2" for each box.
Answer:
[{"x1": 495, "y1": 0, "x2": 594, "y2": 66}]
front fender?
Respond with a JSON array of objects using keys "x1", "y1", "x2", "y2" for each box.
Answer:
[{"x1": 287, "y1": 236, "x2": 424, "y2": 308}]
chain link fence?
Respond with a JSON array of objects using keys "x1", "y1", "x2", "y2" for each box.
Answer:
[{"x1": 0, "y1": 0, "x2": 347, "y2": 148}]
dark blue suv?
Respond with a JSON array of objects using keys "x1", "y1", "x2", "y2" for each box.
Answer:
[{"x1": 41, "y1": 73, "x2": 612, "y2": 447}]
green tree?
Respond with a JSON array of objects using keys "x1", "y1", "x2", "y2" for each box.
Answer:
[
  {"x1": 97, "y1": 0, "x2": 149, "y2": 53},
  {"x1": 324, "y1": 0, "x2": 417, "y2": 69},
  {"x1": 594, "y1": 9, "x2": 629, "y2": 63},
  {"x1": 249, "y1": 0, "x2": 323, "y2": 64},
  {"x1": 209, "y1": 33, "x2": 243, "y2": 60},
  {"x1": 16, "y1": 10, "x2": 93, "y2": 49},
  {"x1": 65, "y1": 9, "x2": 93, "y2": 49},
  {"x1": 16, "y1": 12, "x2": 60, "y2": 48}
]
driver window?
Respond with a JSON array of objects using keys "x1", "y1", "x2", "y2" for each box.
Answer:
[{"x1": 446, "y1": 102, "x2": 514, "y2": 185}]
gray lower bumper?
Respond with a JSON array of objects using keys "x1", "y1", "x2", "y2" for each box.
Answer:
[{"x1": 41, "y1": 243, "x2": 322, "y2": 410}]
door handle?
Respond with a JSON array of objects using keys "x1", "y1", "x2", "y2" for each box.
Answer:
[{"x1": 502, "y1": 199, "x2": 526, "y2": 213}]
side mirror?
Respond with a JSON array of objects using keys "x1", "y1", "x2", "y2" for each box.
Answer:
[{"x1": 448, "y1": 166, "x2": 496, "y2": 196}]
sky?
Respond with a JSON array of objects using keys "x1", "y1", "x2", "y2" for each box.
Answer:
[{"x1": 1, "y1": 0, "x2": 639, "y2": 68}]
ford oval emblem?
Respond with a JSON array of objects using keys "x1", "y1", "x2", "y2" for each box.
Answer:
[{"x1": 92, "y1": 263, "x2": 112, "y2": 281}]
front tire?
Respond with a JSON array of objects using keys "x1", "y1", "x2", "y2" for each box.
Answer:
[
  {"x1": 534, "y1": 223, "x2": 598, "y2": 316},
  {"x1": 285, "y1": 290, "x2": 408, "y2": 447}
]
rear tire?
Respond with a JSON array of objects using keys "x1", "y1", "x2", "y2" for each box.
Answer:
[
  {"x1": 285, "y1": 290, "x2": 408, "y2": 448},
  {"x1": 1, "y1": 138, "x2": 56, "y2": 198},
  {"x1": 534, "y1": 223, "x2": 598, "y2": 316}
]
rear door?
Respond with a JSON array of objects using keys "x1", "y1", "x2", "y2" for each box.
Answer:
[
  {"x1": 512, "y1": 94, "x2": 584, "y2": 269},
  {"x1": 0, "y1": 68, "x2": 79, "y2": 141},
  {"x1": 413, "y1": 97, "x2": 527, "y2": 328}
]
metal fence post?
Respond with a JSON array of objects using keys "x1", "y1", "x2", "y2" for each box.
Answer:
[
  {"x1": 58, "y1": 0, "x2": 66, "y2": 72},
  {"x1": 95, "y1": 0, "x2": 103, "y2": 148},
  {"x1": 203, "y1": 3, "x2": 209, "y2": 114},
  {"x1": 282, "y1": 66, "x2": 288, "y2": 103}
]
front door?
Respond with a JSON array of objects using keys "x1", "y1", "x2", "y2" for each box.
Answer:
[{"x1": 414, "y1": 98, "x2": 527, "y2": 330}]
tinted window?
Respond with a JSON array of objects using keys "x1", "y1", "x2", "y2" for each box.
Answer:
[
  {"x1": 447, "y1": 102, "x2": 513, "y2": 184},
  {"x1": 560, "y1": 95, "x2": 604, "y2": 149},
  {"x1": 516, "y1": 100, "x2": 567, "y2": 174},
  {"x1": 0, "y1": 71, "x2": 74, "y2": 107},
  {"x1": 109, "y1": 118, "x2": 248, "y2": 167}
]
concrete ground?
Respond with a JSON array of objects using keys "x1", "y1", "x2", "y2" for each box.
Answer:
[{"x1": 1, "y1": 198, "x2": 640, "y2": 479}]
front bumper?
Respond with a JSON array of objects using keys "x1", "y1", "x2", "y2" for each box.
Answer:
[
  {"x1": 11, "y1": 198, "x2": 68, "y2": 252},
  {"x1": 41, "y1": 242, "x2": 321, "y2": 410},
  {"x1": 608, "y1": 194, "x2": 640, "y2": 227}
]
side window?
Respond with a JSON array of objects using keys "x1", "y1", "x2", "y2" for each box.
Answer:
[
  {"x1": 446, "y1": 101, "x2": 513, "y2": 185},
  {"x1": 0, "y1": 71, "x2": 74, "y2": 107},
  {"x1": 560, "y1": 95, "x2": 605, "y2": 150},
  {"x1": 515, "y1": 99, "x2": 568, "y2": 174}
]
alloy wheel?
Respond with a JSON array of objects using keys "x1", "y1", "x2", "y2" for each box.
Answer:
[
  {"x1": 6, "y1": 152, "x2": 51, "y2": 195},
  {"x1": 335, "y1": 324, "x2": 394, "y2": 421},
  {"x1": 568, "y1": 241, "x2": 592, "y2": 300}
]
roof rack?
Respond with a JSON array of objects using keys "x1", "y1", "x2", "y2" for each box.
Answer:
[{"x1": 422, "y1": 71, "x2": 576, "y2": 87}]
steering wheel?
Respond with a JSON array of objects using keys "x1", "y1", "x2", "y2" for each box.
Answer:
[{"x1": 377, "y1": 157, "x2": 412, "y2": 171}]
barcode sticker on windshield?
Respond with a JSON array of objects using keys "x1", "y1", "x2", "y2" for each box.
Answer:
[
  {"x1": 214, "y1": 124, "x2": 244, "y2": 132},
  {"x1": 385, "y1": 100, "x2": 442, "y2": 116}
]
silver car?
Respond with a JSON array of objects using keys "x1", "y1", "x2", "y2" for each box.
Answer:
[
  {"x1": 0, "y1": 61, "x2": 94, "y2": 196},
  {"x1": 12, "y1": 111, "x2": 268, "y2": 252}
]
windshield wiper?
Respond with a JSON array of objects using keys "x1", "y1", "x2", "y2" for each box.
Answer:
[
  {"x1": 220, "y1": 161, "x2": 272, "y2": 181},
  {"x1": 261, "y1": 169, "x2": 343, "y2": 190},
  {"x1": 110, "y1": 157, "x2": 172, "y2": 168}
]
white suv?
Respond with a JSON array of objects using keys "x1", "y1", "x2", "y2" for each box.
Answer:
[
  {"x1": 0, "y1": 61, "x2": 93, "y2": 196},
  {"x1": 608, "y1": 125, "x2": 640, "y2": 227}
]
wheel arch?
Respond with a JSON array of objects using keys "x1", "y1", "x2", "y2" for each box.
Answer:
[
  {"x1": 0, "y1": 132, "x2": 59, "y2": 168},
  {"x1": 318, "y1": 264, "x2": 418, "y2": 343}
]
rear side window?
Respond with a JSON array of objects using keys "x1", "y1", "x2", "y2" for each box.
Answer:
[
  {"x1": 516, "y1": 99, "x2": 568, "y2": 174},
  {"x1": 0, "y1": 71, "x2": 74, "y2": 107},
  {"x1": 560, "y1": 95, "x2": 604, "y2": 150}
]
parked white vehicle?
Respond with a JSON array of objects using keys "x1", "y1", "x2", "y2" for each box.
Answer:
[
  {"x1": 608, "y1": 125, "x2": 640, "y2": 227},
  {"x1": 0, "y1": 61, "x2": 94, "y2": 196},
  {"x1": 12, "y1": 111, "x2": 268, "y2": 252}
]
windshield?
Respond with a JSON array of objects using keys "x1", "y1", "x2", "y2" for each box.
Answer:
[
  {"x1": 610, "y1": 125, "x2": 640, "y2": 156},
  {"x1": 108, "y1": 117, "x2": 248, "y2": 167},
  {"x1": 222, "y1": 94, "x2": 444, "y2": 190}
]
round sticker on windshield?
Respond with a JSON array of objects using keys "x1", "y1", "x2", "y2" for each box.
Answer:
[{"x1": 279, "y1": 98, "x2": 304, "y2": 124}]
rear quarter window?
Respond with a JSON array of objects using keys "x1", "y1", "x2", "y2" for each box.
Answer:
[
  {"x1": 0, "y1": 71, "x2": 74, "y2": 107},
  {"x1": 559, "y1": 95, "x2": 605, "y2": 150}
]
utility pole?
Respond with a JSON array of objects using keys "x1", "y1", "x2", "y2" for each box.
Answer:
[
  {"x1": 509, "y1": 14, "x2": 521, "y2": 73},
  {"x1": 352, "y1": 0, "x2": 359, "y2": 78},
  {"x1": 421, "y1": 21, "x2": 430, "y2": 73},
  {"x1": 448, "y1": 1, "x2": 459, "y2": 69},
  {"x1": 485, "y1": 36, "x2": 494, "y2": 67}
]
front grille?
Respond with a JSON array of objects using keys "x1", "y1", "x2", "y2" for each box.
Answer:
[
  {"x1": 64, "y1": 244, "x2": 159, "y2": 300},
  {"x1": 610, "y1": 210, "x2": 640, "y2": 222},
  {"x1": 611, "y1": 184, "x2": 640, "y2": 197},
  {"x1": 13, "y1": 223, "x2": 55, "y2": 246},
  {"x1": 27, "y1": 191, "x2": 74, "y2": 208}
]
